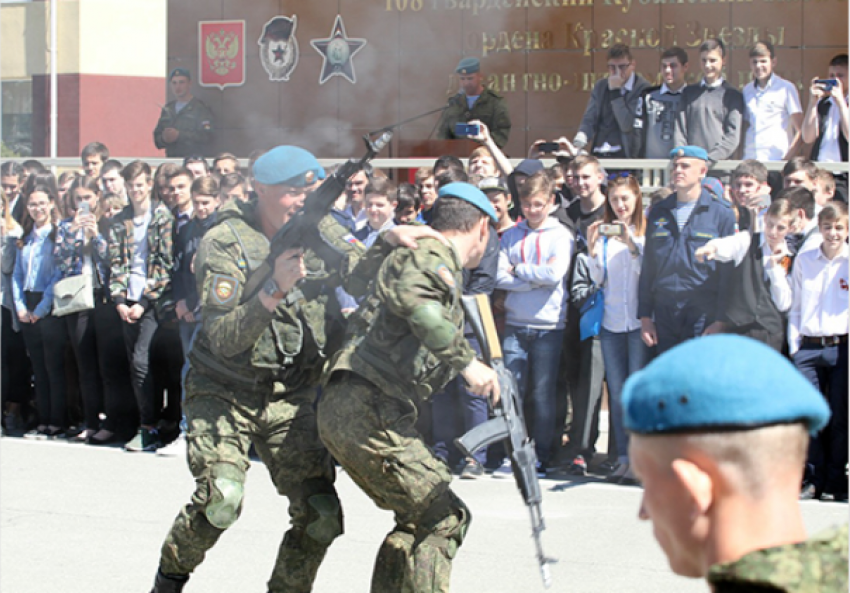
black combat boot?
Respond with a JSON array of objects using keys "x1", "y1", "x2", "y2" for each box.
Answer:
[{"x1": 150, "y1": 569, "x2": 189, "y2": 593}]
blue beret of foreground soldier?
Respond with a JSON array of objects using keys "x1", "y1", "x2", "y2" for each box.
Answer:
[{"x1": 622, "y1": 335, "x2": 846, "y2": 592}]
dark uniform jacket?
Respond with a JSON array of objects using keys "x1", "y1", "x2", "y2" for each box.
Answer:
[
  {"x1": 189, "y1": 198, "x2": 364, "y2": 396},
  {"x1": 437, "y1": 89, "x2": 512, "y2": 148},
  {"x1": 153, "y1": 97, "x2": 214, "y2": 158},
  {"x1": 329, "y1": 238, "x2": 476, "y2": 403},
  {"x1": 637, "y1": 189, "x2": 735, "y2": 321}
]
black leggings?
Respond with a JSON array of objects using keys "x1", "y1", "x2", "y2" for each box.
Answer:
[
  {"x1": 1, "y1": 306, "x2": 33, "y2": 408},
  {"x1": 63, "y1": 293, "x2": 106, "y2": 430},
  {"x1": 20, "y1": 293, "x2": 67, "y2": 427},
  {"x1": 95, "y1": 301, "x2": 137, "y2": 434}
]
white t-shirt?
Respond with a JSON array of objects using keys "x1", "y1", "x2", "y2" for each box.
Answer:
[{"x1": 743, "y1": 74, "x2": 802, "y2": 161}]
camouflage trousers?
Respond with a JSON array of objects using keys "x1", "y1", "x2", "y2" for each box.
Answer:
[
  {"x1": 318, "y1": 373, "x2": 470, "y2": 593},
  {"x1": 158, "y1": 368, "x2": 341, "y2": 593}
]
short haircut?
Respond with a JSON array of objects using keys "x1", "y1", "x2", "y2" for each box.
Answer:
[
  {"x1": 732, "y1": 160, "x2": 769, "y2": 185},
  {"x1": 122, "y1": 160, "x2": 152, "y2": 184},
  {"x1": 183, "y1": 155, "x2": 209, "y2": 173},
  {"x1": 166, "y1": 167, "x2": 194, "y2": 182},
  {"x1": 21, "y1": 160, "x2": 47, "y2": 176},
  {"x1": 749, "y1": 41, "x2": 774, "y2": 59},
  {"x1": 395, "y1": 183, "x2": 421, "y2": 212},
  {"x1": 661, "y1": 46, "x2": 688, "y2": 65},
  {"x1": 571, "y1": 154, "x2": 602, "y2": 175},
  {"x1": 777, "y1": 186, "x2": 815, "y2": 220},
  {"x1": 1, "y1": 161, "x2": 25, "y2": 181},
  {"x1": 818, "y1": 200, "x2": 848, "y2": 225},
  {"x1": 192, "y1": 175, "x2": 219, "y2": 197},
  {"x1": 766, "y1": 197, "x2": 795, "y2": 221},
  {"x1": 519, "y1": 170, "x2": 553, "y2": 201},
  {"x1": 433, "y1": 154, "x2": 465, "y2": 176},
  {"x1": 100, "y1": 159, "x2": 124, "y2": 177},
  {"x1": 81, "y1": 141, "x2": 109, "y2": 162},
  {"x1": 469, "y1": 146, "x2": 493, "y2": 162},
  {"x1": 435, "y1": 168, "x2": 468, "y2": 187},
  {"x1": 830, "y1": 53, "x2": 849, "y2": 69},
  {"x1": 782, "y1": 157, "x2": 818, "y2": 182},
  {"x1": 816, "y1": 169, "x2": 836, "y2": 194},
  {"x1": 607, "y1": 43, "x2": 632, "y2": 62},
  {"x1": 605, "y1": 175, "x2": 646, "y2": 236},
  {"x1": 364, "y1": 177, "x2": 398, "y2": 203},
  {"x1": 699, "y1": 37, "x2": 726, "y2": 58},
  {"x1": 219, "y1": 172, "x2": 246, "y2": 195},
  {"x1": 213, "y1": 152, "x2": 238, "y2": 166},
  {"x1": 58, "y1": 170, "x2": 81, "y2": 188},
  {"x1": 429, "y1": 195, "x2": 487, "y2": 233},
  {"x1": 415, "y1": 167, "x2": 434, "y2": 186}
]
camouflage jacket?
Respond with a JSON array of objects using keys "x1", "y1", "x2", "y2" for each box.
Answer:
[
  {"x1": 329, "y1": 237, "x2": 476, "y2": 402},
  {"x1": 153, "y1": 96, "x2": 214, "y2": 158},
  {"x1": 707, "y1": 523, "x2": 849, "y2": 593},
  {"x1": 54, "y1": 218, "x2": 110, "y2": 286},
  {"x1": 436, "y1": 88, "x2": 512, "y2": 148},
  {"x1": 107, "y1": 201, "x2": 174, "y2": 309},
  {"x1": 189, "y1": 198, "x2": 365, "y2": 395}
]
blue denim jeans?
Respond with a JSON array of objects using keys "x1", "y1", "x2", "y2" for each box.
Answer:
[
  {"x1": 502, "y1": 325, "x2": 564, "y2": 467},
  {"x1": 600, "y1": 328, "x2": 652, "y2": 462}
]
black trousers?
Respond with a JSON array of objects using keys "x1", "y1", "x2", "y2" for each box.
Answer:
[
  {"x1": 20, "y1": 293, "x2": 67, "y2": 427},
  {"x1": 94, "y1": 301, "x2": 137, "y2": 435},
  {"x1": 1, "y1": 306, "x2": 33, "y2": 408},
  {"x1": 121, "y1": 305, "x2": 159, "y2": 427},
  {"x1": 64, "y1": 298, "x2": 103, "y2": 430}
]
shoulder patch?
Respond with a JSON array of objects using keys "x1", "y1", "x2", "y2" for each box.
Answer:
[
  {"x1": 210, "y1": 274, "x2": 240, "y2": 305},
  {"x1": 435, "y1": 263, "x2": 455, "y2": 288}
]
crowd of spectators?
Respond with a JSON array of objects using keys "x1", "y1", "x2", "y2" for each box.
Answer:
[{"x1": 0, "y1": 39, "x2": 847, "y2": 501}]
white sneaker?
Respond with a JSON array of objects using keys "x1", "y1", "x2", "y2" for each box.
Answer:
[{"x1": 156, "y1": 433, "x2": 187, "y2": 457}]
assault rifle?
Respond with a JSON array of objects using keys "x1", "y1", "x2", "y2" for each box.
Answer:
[
  {"x1": 456, "y1": 294, "x2": 557, "y2": 589},
  {"x1": 242, "y1": 131, "x2": 392, "y2": 300}
]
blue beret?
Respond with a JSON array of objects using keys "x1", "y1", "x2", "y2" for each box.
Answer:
[
  {"x1": 170, "y1": 67, "x2": 191, "y2": 80},
  {"x1": 670, "y1": 145, "x2": 709, "y2": 161},
  {"x1": 623, "y1": 335, "x2": 830, "y2": 436},
  {"x1": 252, "y1": 146, "x2": 326, "y2": 187},
  {"x1": 438, "y1": 182, "x2": 498, "y2": 224},
  {"x1": 702, "y1": 176, "x2": 724, "y2": 199},
  {"x1": 456, "y1": 57, "x2": 480, "y2": 75}
]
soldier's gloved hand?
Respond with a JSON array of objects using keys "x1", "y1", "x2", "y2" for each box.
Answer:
[
  {"x1": 385, "y1": 225, "x2": 450, "y2": 250},
  {"x1": 462, "y1": 359, "x2": 501, "y2": 406},
  {"x1": 272, "y1": 248, "x2": 306, "y2": 295}
]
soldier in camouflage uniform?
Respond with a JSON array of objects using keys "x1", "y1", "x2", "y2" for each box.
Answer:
[
  {"x1": 149, "y1": 146, "x2": 364, "y2": 593},
  {"x1": 436, "y1": 58, "x2": 512, "y2": 149},
  {"x1": 622, "y1": 334, "x2": 848, "y2": 593},
  {"x1": 318, "y1": 183, "x2": 501, "y2": 593},
  {"x1": 153, "y1": 68, "x2": 214, "y2": 158}
]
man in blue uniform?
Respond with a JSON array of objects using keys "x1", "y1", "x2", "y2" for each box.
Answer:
[{"x1": 638, "y1": 146, "x2": 735, "y2": 354}]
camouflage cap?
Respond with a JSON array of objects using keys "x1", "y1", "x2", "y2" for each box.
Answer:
[
  {"x1": 623, "y1": 335, "x2": 830, "y2": 436},
  {"x1": 252, "y1": 146, "x2": 326, "y2": 187}
]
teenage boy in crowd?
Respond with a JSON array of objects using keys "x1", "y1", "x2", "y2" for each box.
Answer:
[
  {"x1": 100, "y1": 160, "x2": 126, "y2": 204},
  {"x1": 675, "y1": 39, "x2": 744, "y2": 166},
  {"x1": 802, "y1": 54, "x2": 849, "y2": 203},
  {"x1": 788, "y1": 201, "x2": 849, "y2": 502},
  {"x1": 81, "y1": 142, "x2": 109, "y2": 180},
  {"x1": 742, "y1": 41, "x2": 803, "y2": 161},
  {"x1": 634, "y1": 47, "x2": 690, "y2": 159}
]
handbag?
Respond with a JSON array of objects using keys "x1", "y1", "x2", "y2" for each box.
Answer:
[
  {"x1": 579, "y1": 238, "x2": 607, "y2": 341},
  {"x1": 53, "y1": 273, "x2": 94, "y2": 317}
]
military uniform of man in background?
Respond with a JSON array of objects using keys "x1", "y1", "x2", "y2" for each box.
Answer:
[
  {"x1": 437, "y1": 58, "x2": 512, "y2": 148},
  {"x1": 149, "y1": 147, "x2": 363, "y2": 593},
  {"x1": 318, "y1": 183, "x2": 501, "y2": 593},
  {"x1": 623, "y1": 334, "x2": 848, "y2": 593},
  {"x1": 153, "y1": 68, "x2": 214, "y2": 158}
]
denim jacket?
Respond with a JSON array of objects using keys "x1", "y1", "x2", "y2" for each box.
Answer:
[
  {"x1": 54, "y1": 218, "x2": 109, "y2": 286},
  {"x1": 12, "y1": 224, "x2": 61, "y2": 318}
]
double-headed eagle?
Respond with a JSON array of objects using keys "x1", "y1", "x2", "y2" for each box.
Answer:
[{"x1": 206, "y1": 30, "x2": 239, "y2": 76}]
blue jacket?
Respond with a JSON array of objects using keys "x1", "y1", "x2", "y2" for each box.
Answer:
[
  {"x1": 12, "y1": 225, "x2": 61, "y2": 318},
  {"x1": 638, "y1": 189, "x2": 735, "y2": 321}
]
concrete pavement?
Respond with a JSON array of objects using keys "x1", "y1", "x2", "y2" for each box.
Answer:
[{"x1": 1, "y1": 436, "x2": 847, "y2": 593}]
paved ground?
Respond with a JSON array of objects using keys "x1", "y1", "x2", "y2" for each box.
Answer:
[{"x1": 1, "y1": 436, "x2": 847, "y2": 593}]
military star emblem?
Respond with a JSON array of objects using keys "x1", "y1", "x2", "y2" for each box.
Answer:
[{"x1": 310, "y1": 15, "x2": 366, "y2": 85}]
